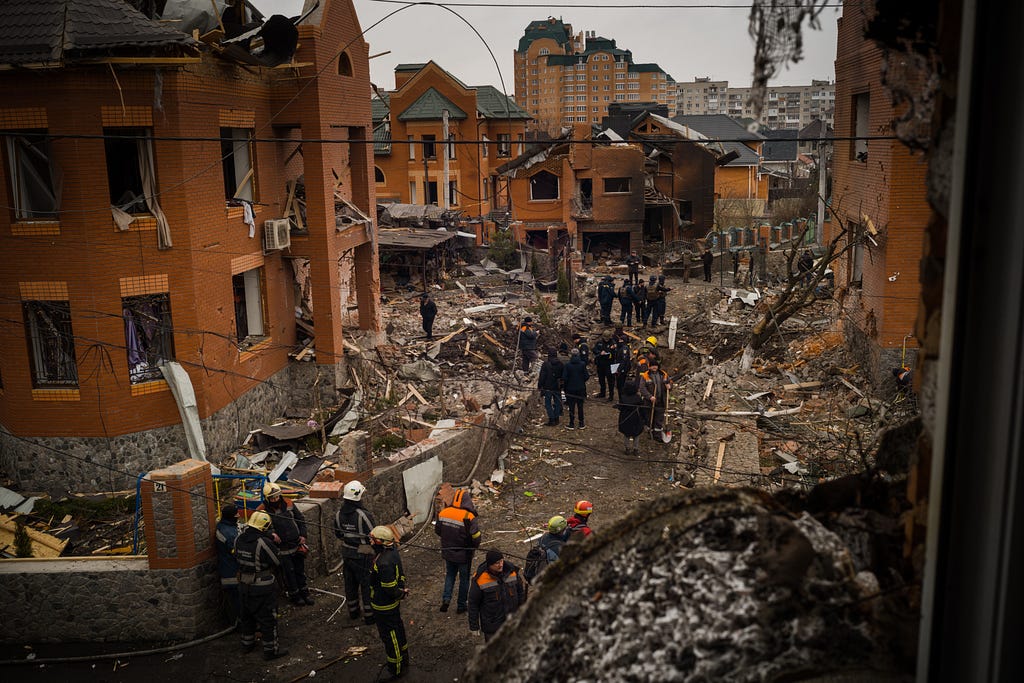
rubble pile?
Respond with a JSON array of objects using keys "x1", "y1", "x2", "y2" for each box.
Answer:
[{"x1": 466, "y1": 489, "x2": 913, "y2": 682}]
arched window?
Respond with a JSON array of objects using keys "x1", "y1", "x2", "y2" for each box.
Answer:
[
  {"x1": 529, "y1": 171, "x2": 559, "y2": 200},
  {"x1": 374, "y1": 167, "x2": 385, "y2": 184},
  {"x1": 338, "y1": 52, "x2": 353, "y2": 76}
]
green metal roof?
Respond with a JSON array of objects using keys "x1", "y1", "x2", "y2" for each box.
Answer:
[
  {"x1": 517, "y1": 19, "x2": 572, "y2": 53},
  {"x1": 394, "y1": 63, "x2": 427, "y2": 72},
  {"x1": 474, "y1": 86, "x2": 531, "y2": 120},
  {"x1": 371, "y1": 93, "x2": 390, "y2": 123},
  {"x1": 396, "y1": 88, "x2": 468, "y2": 121}
]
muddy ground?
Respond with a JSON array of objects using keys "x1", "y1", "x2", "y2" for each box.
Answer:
[{"x1": 2, "y1": 273, "x2": 913, "y2": 682}]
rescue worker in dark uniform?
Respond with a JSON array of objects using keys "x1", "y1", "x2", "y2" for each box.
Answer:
[
  {"x1": 597, "y1": 275, "x2": 615, "y2": 325},
  {"x1": 639, "y1": 358, "x2": 672, "y2": 436},
  {"x1": 655, "y1": 276, "x2": 672, "y2": 325},
  {"x1": 625, "y1": 250, "x2": 641, "y2": 285},
  {"x1": 468, "y1": 549, "x2": 526, "y2": 643},
  {"x1": 369, "y1": 525, "x2": 409, "y2": 678},
  {"x1": 334, "y1": 480, "x2": 376, "y2": 624},
  {"x1": 633, "y1": 280, "x2": 648, "y2": 326},
  {"x1": 234, "y1": 510, "x2": 288, "y2": 660},
  {"x1": 643, "y1": 275, "x2": 660, "y2": 327},
  {"x1": 420, "y1": 292, "x2": 438, "y2": 340},
  {"x1": 517, "y1": 317, "x2": 539, "y2": 373},
  {"x1": 617, "y1": 278, "x2": 634, "y2": 326},
  {"x1": 592, "y1": 330, "x2": 615, "y2": 402},
  {"x1": 436, "y1": 488, "x2": 482, "y2": 613},
  {"x1": 258, "y1": 482, "x2": 312, "y2": 606},
  {"x1": 215, "y1": 505, "x2": 241, "y2": 625}
]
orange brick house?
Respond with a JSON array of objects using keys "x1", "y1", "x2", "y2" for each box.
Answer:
[
  {"x1": 829, "y1": 1, "x2": 926, "y2": 384},
  {"x1": 495, "y1": 125, "x2": 647, "y2": 256},
  {"x1": 371, "y1": 62, "x2": 530, "y2": 223},
  {"x1": 671, "y1": 114, "x2": 769, "y2": 209},
  {"x1": 0, "y1": 0, "x2": 380, "y2": 493}
]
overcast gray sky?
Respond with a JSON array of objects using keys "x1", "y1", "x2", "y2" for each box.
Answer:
[{"x1": 253, "y1": 1, "x2": 839, "y2": 92}]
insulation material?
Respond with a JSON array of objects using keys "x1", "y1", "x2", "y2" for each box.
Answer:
[{"x1": 401, "y1": 456, "x2": 443, "y2": 525}]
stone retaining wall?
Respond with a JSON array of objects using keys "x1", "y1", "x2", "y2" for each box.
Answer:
[
  {"x1": 0, "y1": 558, "x2": 220, "y2": 643},
  {"x1": 0, "y1": 362, "x2": 345, "y2": 495}
]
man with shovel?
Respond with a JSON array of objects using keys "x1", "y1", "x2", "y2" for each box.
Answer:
[{"x1": 638, "y1": 358, "x2": 672, "y2": 441}]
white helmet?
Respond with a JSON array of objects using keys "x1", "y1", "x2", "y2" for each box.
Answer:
[{"x1": 343, "y1": 480, "x2": 366, "y2": 502}]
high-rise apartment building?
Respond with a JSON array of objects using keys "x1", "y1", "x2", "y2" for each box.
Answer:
[
  {"x1": 676, "y1": 77, "x2": 835, "y2": 130},
  {"x1": 514, "y1": 19, "x2": 676, "y2": 135}
]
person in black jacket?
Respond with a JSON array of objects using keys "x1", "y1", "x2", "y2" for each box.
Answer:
[
  {"x1": 571, "y1": 332, "x2": 590, "y2": 366},
  {"x1": 468, "y1": 549, "x2": 525, "y2": 643},
  {"x1": 369, "y1": 526, "x2": 409, "y2": 678},
  {"x1": 701, "y1": 249, "x2": 714, "y2": 282},
  {"x1": 517, "y1": 317, "x2": 539, "y2": 372},
  {"x1": 537, "y1": 348, "x2": 564, "y2": 426},
  {"x1": 259, "y1": 482, "x2": 312, "y2": 606},
  {"x1": 655, "y1": 275, "x2": 672, "y2": 325},
  {"x1": 592, "y1": 330, "x2": 615, "y2": 402},
  {"x1": 612, "y1": 337, "x2": 632, "y2": 400},
  {"x1": 562, "y1": 349, "x2": 590, "y2": 430},
  {"x1": 215, "y1": 505, "x2": 241, "y2": 625},
  {"x1": 597, "y1": 275, "x2": 615, "y2": 325},
  {"x1": 625, "y1": 250, "x2": 641, "y2": 285},
  {"x1": 633, "y1": 280, "x2": 647, "y2": 326},
  {"x1": 617, "y1": 279, "x2": 634, "y2": 326},
  {"x1": 235, "y1": 511, "x2": 287, "y2": 660},
  {"x1": 334, "y1": 480, "x2": 376, "y2": 624},
  {"x1": 420, "y1": 292, "x2": 438, "y2": 340},
  {"x1": 616, "y1": 380, "x2": 645, "y2": 454}
]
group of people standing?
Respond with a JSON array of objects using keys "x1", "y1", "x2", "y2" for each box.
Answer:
[{"x1": 598, "y1": 270, "x2": 672, "y2": 329}]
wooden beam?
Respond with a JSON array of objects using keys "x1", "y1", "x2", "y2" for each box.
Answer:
[
  {"x1": 713, "y1": 442, "x2": 726, "y2": 485},
  {"x1": 88, "y1": 57, "x2": 202, "y2": 65},
  {"x1": 781, "y1": 381, "x2": 821, "y2": 391},
  {"x1": 702, "y1": 378, "x2": 714, "y2": 401},
  {"x1": 407, "y1": 384, "x2": 429, "y2": 405}
]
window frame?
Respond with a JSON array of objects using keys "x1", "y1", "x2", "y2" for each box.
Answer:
[
  {"x1": 603, "y1": 177, "x2": 632, "y2": 194},
  {"x1": 23, "y1": 299, "x2": 78, "y2": 388},
  {"x1": 529, "y1": 170, "x2": 559, "y2": 201},
  {"x1": 232, "y1": 267, "x2": 267, "y2": 348},
  {"x1": 220, "y1": 127, "x2": 255, "y2": 201},
  {"x1": 5, "y1": 130, "x2": 59, "y2": 221},
  {"x1": 123, "y1": 292, "x2": 175, "y2": 385}
]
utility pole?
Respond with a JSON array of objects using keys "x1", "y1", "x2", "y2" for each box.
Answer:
[{"x1": 442, "y1": 109, "x2": 450, "y2": 210}]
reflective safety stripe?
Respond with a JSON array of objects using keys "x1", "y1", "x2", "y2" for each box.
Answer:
[{"x1": 372, "y1": 601, "x2": 400, "y2": 611}]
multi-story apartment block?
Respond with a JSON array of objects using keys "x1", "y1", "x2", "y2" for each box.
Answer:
[
  {"x1": 676, "y1": 78, "x2": 835, "y2": 131},
  {"x1": 371, "y1": 62, "x2": 530, "y2": 220},
  {"x1": 514, "y1": 19, "x2": 676, "y2": 135},
  {"x1": 0, "y1": 0, "x2": 380, "y2": 493}
]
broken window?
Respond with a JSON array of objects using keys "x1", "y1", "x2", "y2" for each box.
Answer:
[
  {"x1": 852, "y1": 93, "x2": 869, "y2": 162},
  {"x1": 338, "y1": 52, "x2": 353, "y2": 76},
  {"x1": 425, "y1": 181, "x2": 438, "y2": 205},
  {"x1": 375, "y1": 166, "x2": 385, "y2": 183},
  {"x1": 679, "y1": 200, "x2": 693, "y2": 222},
  {"x1": 604, "y1": 177, "x2": 631, "y2": 193},
  {"x1": 233, "y1": 268, "x2": 266, "y2": 346},
  {"x1": 105, "y1": 128, "x2": 153, "y2": 214},
  {"x1": 448, "y1": 180, "x2": 458, "y2": 206},
  {"x1": 123, "y1": 293, "x2": 175, "y2": 384},
  {"x1": 497, "y1": 134, "x2": 511, "y2": 157},
  {"x1": 221, "y1": 127, "x2": 255, "y2": 201},
  {"x1": 23, "y1": 300, "x2": 77, "y2": 387},
  {"x1": 422, "y1": 134, "x2": 436, "y2": 160},
  {"x1": 530, "y1": 171, "x2": 559, "y2": 200},
  {"x1": 481, "y1": 136, "x2": 489, "y2": 158},
  {"x1": 5, "y1": 131, "x2": 59, "y2": 220}
]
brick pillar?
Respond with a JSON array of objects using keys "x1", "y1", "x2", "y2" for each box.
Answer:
[{"x1": 140, "y1": 459, "x2": 216, "y2": 570}]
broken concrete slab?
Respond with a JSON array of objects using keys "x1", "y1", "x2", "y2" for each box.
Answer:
[{"x1": 398, "y1": 360, "x2": 441, "y2": 382}]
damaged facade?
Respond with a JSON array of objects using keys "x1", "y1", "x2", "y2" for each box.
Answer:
[
  {"x1": 828, "y1": 5, "x2": 926, "y2": 384},
  {"x1": 0, "y1": 0, "x2": 381, "y2": 494},
  {"x1": 371, "y1": 61, "x2": 531, "y2": 243}
]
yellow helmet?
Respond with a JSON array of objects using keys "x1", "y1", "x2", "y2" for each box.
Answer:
[
  {"x1": 247, "y1": 510, "x2": 273, "y2": 532},
  {"x1": 263, "y1": 482, "x2": 282, "y2": 499},
  {"x1": 548, "y1": 515, "x2": 568, "y2": 533},
  {"x1": 646, "y1": 336, "x2": 657, "y2": 347},
  {"x1": 370, "y1": 525, "x2": 396, "y2": 546}
]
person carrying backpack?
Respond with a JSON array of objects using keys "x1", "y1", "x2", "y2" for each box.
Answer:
[{"x1": 524, "y1": 516, "x2": 569, "y2": 584}]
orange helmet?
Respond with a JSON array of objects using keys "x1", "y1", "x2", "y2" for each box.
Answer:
[{"x1": 574, "y1": 500, "x2": 593, "y2": 517}]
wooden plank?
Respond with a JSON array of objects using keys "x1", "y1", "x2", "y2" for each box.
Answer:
[
  {"x1": 438, "y1": 326, "x2": 467, "y2": 344},
  {"x1": 838, "y1": 377, "x2": 865, "y2": 398},
  {"x1": 294, "y1": 340, "x2": 314, "y2": 361},
  {"x1": 481, "y1": 332, "x2": 505, "y2": 348},
  {"x1": 713, "y1": 442, "x2": 726, "y2": 485},
  {"x1": 781, "y1": 381, "x2": 821, "y2": 391},
  {"x1": 407, "y1": 385, "x2": 429, "y2": 405},
  {"x1": 500, "y1": 316, "x2": 507, "y2": 331},
  {"x1": 702, "y1": 378, "x2": 714, "y2": 401},
  {"x1": 624, "y1": 330, "x2": 643, "y2": 341},
  {"x1": 295, "y1": 318, "x2": 315, "y2": 336}
]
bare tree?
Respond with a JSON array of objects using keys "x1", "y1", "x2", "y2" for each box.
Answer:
[{"x1": 738, "y1": 207, "x2": 868, "y2": 371}]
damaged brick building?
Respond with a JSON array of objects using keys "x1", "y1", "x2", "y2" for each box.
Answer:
[{"x1": 0, "y1": 0, "x2": 381, "y2": 494}]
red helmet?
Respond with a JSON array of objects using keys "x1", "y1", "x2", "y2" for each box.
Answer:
[{"x1": 574, "y1": 500, "x2": 593, "y2": 517}]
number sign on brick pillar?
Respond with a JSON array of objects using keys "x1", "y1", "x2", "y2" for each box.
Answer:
[{"x1": 140, "y1": 459, "x2": 217, "y2": 570}]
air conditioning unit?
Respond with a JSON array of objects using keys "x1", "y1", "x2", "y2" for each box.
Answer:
[{"x1": 264, "y1": 219, "x2": 291, "y2": 250}]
